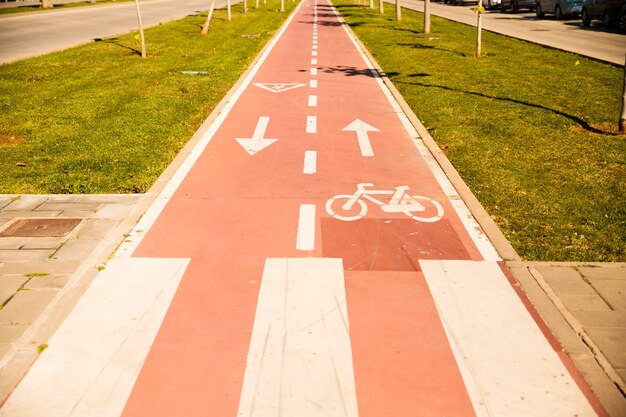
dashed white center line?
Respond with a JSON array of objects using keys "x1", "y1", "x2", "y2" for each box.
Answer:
[
  {"x1": 313, "y1": 40, "x2": 318, "y2": 45},
  {"x1": 308, "y1": 95, "x2": 317, "y2": 107},
  {"x1": 310, "y1": 67, "x2": 318, "y2": 75},
  {"x1": 311, "y1": 58, "x2": 318, "y2": 65},
  {"x1": 296, "y1": 204, "x2": 316, "y2": 250},
  {"x1": 313, "y1": 45, "x2": 318, "y2": 50},
  {"x1": 306, "y1": 116, "x2": 317, "y2": 133},
  {"x1": 303, "y1": 150, "x2": 317, "y2": 174},
  {"x1": 310, "y1": 79, "x2": 318, "y2": 88},
  {"x1": 313, "y1": 35, "x2": 318, "y2": 40},
  {"x1": 312, "y1": 50, "x2": 318, "y2": 56}
]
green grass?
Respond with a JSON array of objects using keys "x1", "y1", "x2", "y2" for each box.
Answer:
[
  {"x1": 336, "y1": 0, "x2": 625, "y2": 262},
  {"x1": 0, "y1": 0, "x2": 133, "y2": 15},
  {"x1": 0, "y1": 0, "x2": 295, "y2": 194}
]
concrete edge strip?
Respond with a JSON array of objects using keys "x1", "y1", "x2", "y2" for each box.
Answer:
[
  {"x1": 331, "y1": 1, "x2": 506, "y2": 262},
  {"x1": 528, "y1": 266, "x2": 626, "y2": 396},
  {"x1": 115, "y1": 0, "x2": 306, "y2": 259}
]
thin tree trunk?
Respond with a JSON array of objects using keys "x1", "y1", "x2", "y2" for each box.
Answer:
[
  {"x1": 227, "y1": 0, "x2": 231, "y2": 20},
  {"x1": 281, "y1": 0, "x2": 284, "y2": 11},
  {"x1": 201, "y1": 0, "x2": 216, "y2": 34},
  {"x1": 244, "y1": 0, "x2": 247, "y2": 12},
  {"x1": 379, "y1": 0, "x2": 383, "y2": 13},
  {"x1": 424, "y1": 0, "x2": 430, "y2": 34},
  {"x1": 476, "y1": 11, "x2": 482, "y2": 57},
  {"x1": 395, "y1": 0, "x2": 401, "y2": 20},
  {"x1": 134, "y1": 0, "x2": 146, "y2": 59},
  {"x1": 369, "y1": 0, "x2": 373, "y2": 8},
  {"x1": 619, "y1": 53, "x2": 626, "y2": 133}
]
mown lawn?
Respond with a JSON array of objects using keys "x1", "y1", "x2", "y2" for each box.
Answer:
[
  {"x1": 335, "y1": 0, "x2": 625, "y2": 262},
  {"x1": 0, "y1": 0, "x2": 295, "y2": 194}
]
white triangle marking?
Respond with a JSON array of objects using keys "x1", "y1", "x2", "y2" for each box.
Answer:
[{"x1": 254, "y1": 83, "x2": 306, "y2": 93}]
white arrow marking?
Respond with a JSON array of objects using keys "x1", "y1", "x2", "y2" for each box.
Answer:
[
  {"x1": 253, "y1": 83, "x2": 305, "y2": 93},
  {"x1": 235, "y1": 116, "x2": 278, "y2": 155},
  {"x1": 342, "y1": 119, "x2": 380, "y2": 157}
]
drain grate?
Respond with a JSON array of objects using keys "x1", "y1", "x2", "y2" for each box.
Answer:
[{"x1": 0, "y1": 218, "x2": 82, "y2": 238}]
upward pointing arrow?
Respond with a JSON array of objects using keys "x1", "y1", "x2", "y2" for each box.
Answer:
[
  {"x1": 235, "y1": 116, "x2": 278, "y2": 156},
  {"x1": 342, "y1": 119, "x2": 380, "y2": 157}
]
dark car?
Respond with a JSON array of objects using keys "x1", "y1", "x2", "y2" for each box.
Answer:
[
  {"x1": 536, "y1": 0, "x2": 584, "y2": 18},
  {"x1": 501, "y1": 0, "x2": 536, "y2": 12},
  {"x1": 581, "y1": 0, "x2": 625, "y2": 28}
]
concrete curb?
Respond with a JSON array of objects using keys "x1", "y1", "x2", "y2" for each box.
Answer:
[{"x1": 339, "y1": 10, "x2": 624, "y2": 416}]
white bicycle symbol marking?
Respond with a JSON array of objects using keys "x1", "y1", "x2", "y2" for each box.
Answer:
[{"x1": 326, "y1": 183, "x2": 444, "y2": 223}]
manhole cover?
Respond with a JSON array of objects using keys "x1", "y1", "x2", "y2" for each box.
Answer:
[{"x1": 0, "y1": 218, "x2": 82, "y2": 237}]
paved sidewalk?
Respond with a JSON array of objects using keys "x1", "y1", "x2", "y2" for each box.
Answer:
[
  {"x1": 0, "y1": 194, "x2": 140, "y2": 402},
  {"x1": 508, "y1": 262, "x2": 626, "y2": 416}
]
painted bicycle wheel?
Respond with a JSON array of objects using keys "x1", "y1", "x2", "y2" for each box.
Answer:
[{"x1": 326, "y1": 196, "x2": 368, "y2": 221}]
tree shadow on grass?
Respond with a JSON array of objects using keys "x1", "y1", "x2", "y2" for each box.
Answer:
[
  {"x1": 319, "y1": 65, "x2": 399, "y2": 78},
  {"x1": 95, "y1": 38, "x2": 142, "y2": 57},
  {"x1": 397, "y1": 42, "x2": 468, "y2": 57},
  {"x1": 396, "y1": 80, "x2": 615, "y2": 135}
]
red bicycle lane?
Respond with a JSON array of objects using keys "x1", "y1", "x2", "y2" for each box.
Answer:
[{"x1": 120, "y1": 0, "x2": 483, "y2": 415}]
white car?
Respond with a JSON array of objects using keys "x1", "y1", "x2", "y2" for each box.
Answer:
[{"x1": 483, "y1": 0, "x2": 502, "y2": 8}]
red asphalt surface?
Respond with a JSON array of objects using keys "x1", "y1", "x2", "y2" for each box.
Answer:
[{"x1": 112, "y1": 1, "x2": 595, "y2": 416}]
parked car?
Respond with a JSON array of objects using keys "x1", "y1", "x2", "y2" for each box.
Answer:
[
  {"x1": 581, "y1": 0, "x2": 625, "y2": 28},
  {"x1": 444, "y1": 0, "x2": 479, "y2": 6},
  {"x1": 483, "y1": 0, "x2": 502, "y2": 8},
  {"x1": 536, "y1": 0, "x2": 584, "y2": 18},
  {"x1": 501, "y1": 0, "x2": 536, "y2": 12}
]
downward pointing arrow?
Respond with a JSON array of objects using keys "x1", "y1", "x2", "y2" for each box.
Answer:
[
  {"x1": 342, "y1": 119, "x2": 380, "y2": 157},
  {"x1": 235, "y1": 116, "x2": 278, "y2": 156}
]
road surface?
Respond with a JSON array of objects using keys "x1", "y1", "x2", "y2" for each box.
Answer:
[
  {"x1": 0, "y1": 0, "x2": 605, "y2": 415},
  {"x1": 394, "y1": 0, "x2": 625, "y2": 65},
  {"x1": 0, "y1": 0, "x2": 234, "y2": 64}
]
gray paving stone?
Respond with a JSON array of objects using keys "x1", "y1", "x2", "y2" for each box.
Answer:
[
  {"x1": 0, "y1": 249, "x2": 54, "y2": 262},
  {"x1": 25, "y1": 275, "x2": 69, "y2": 289},
  {"x1": 19, "y1": 238, "x2": 65, "y2": 250},
  {"x1": 587, "y1": 279, "x2": 626, "y2": 310},
  {"x1": 0, "y1": 240, "x2": 24, "y2": 250},
  {"x1": 2, "y1": 196, "x2": 47, "y2": 212},
  {"x1": 42, "y1": 195, "x2": 80, "y2": 203},
  {"x1": 93, "y1": 204, "x2": 133, "y2": 219},
  {"x1": 0, "y1": 261, "x2": 80, "y2": 275},
  {"x1": 0, "y1": 198, "x2": 13, "y2": 210},
  {"x1": 0, "y1": 289, "x2": 57, "y2": 324},
  {"x1": 536, "y1": 266, "x2": 595, "y2": 294},
  {"x1": 35, "y1": 202, "x2": 102, "y2": 212},
  {"x1": 0, "y1": 275, "x2": 28, "y2": 305},
  {"x1": 0, "y1": 324, "x2": 29, "y2": 343},
  {"x1": 76, "y1": 194, "x2": 140, "y2": 203},
  {"x1": 57, "y1": 211, "x2": 96, "y2": 218},
  {"x1": 74, "y1": 219, "x2": 118, "y2": 240},
  {"x1": 579, "y1": 267, "x2": 626, "y2": 280},
  {"x1": 585, "y1": 327, "x2": 626, "y2": 368},
  {"x1": 572, "y1": 310, "x2": 626, "y2": 329},
  {"x1": 49, "y1": 239, "x2": 101, "y2": 262},
  {"x1": 560, "y1": 293, "x2": 611, "y2": 311},
  {"x1": 0, "y1": 211, "x2": 62, "y2": 219}
]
